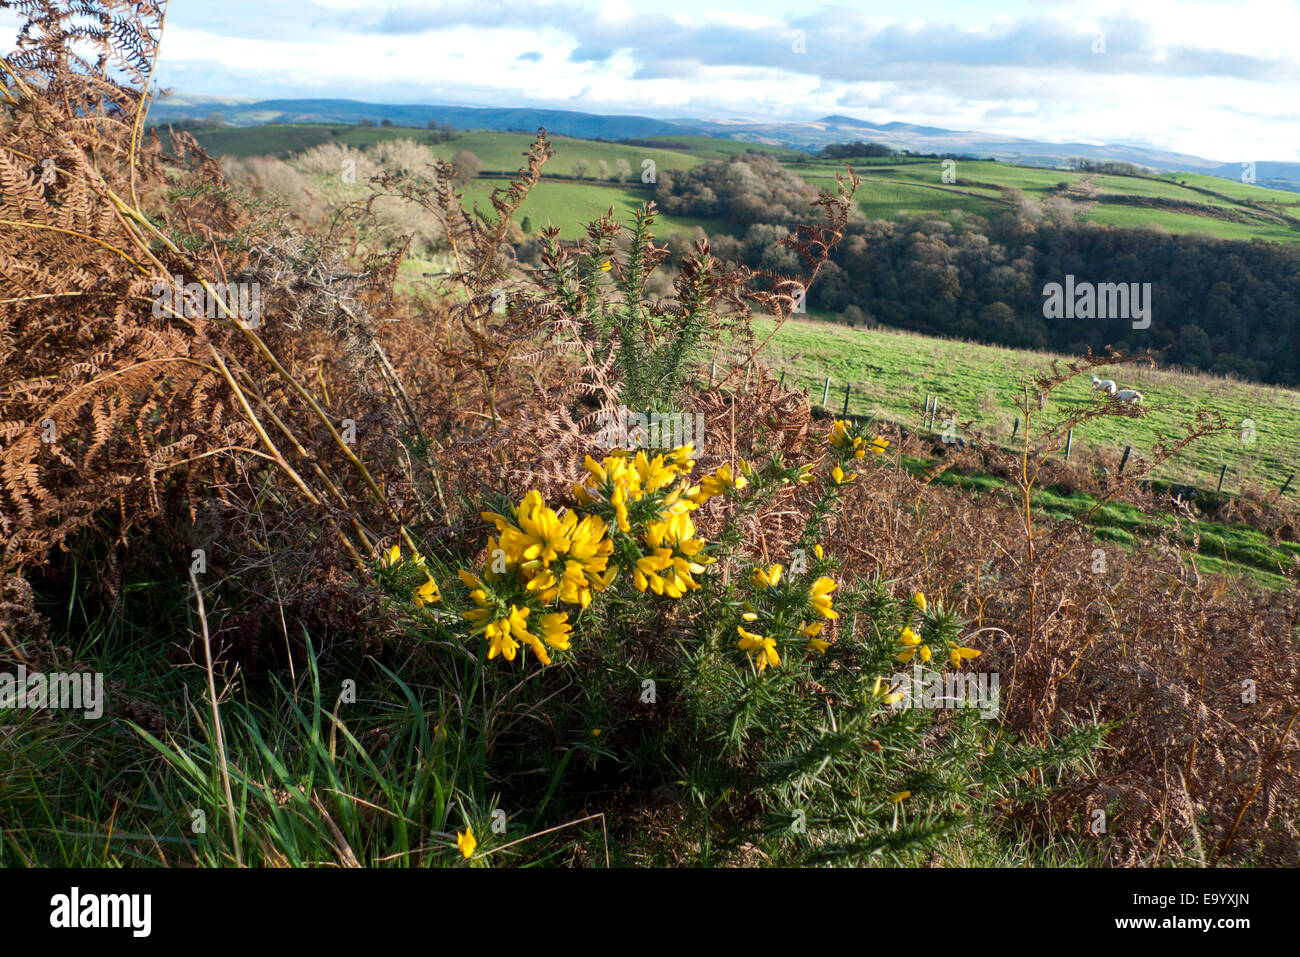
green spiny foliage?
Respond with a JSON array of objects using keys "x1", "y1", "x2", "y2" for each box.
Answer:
[{"x1": 537, "y1": 202, "x2": 727, "y2": 413}]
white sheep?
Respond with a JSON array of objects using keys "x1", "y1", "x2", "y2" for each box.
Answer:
[{"x1": 1091, "y1": 376, "x2": 1142, "y2": 404}]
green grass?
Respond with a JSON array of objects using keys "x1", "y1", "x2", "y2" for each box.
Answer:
[
  {"x1": 190, "y1": 123, "x2": 704, "y2": 178},
  {"x1": 1080, "y1": 204, "x2": 1300, "y2": 242},
  {"x1": 948, "y1": 160, "x2": 1085, "y2": 194},
  {"x1": 462, "y1": 177, "x2": 699, "y2": 237},
  {"x1": 193, "y1": 124, "x2": 1300, "y2": 244},
  {"x1": 795, "y1": 158, "x2": 1300, "y2": 242},
  {"x1": 1170, "y1": 172, "x2": 1300, "y2": 205},
  {"x1": 747, "y1": 315, "x2": 1300, "y2": 498},
  {"x1": 1087, "y1": 174, "x2": 1238, "y2": 207},
  {"x1": 797, "y1": 169, "x2": 1006, "y2": 220}
]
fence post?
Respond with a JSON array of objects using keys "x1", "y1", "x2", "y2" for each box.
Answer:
[
  {"x1": 923, "y1": 393, "x2": 931, "y2": 428},
  {"x1": 1064, "y1": 429, "x2": 1073, "y2": 461},
  {"x1": 1217, "y1": 464, "x2": 1227, "y2": 492},
  {"x1": 821, "y1": 377, "x2": 831, "y2": 407},
  {"x1": 1281, "y1": 473, "x2": 1294, "y2": 495},
  {"x1": 842, "y1": 383, "x2": 851, "y2": 417},
  {"x1": 710, "y1": 359, "x2": 717, "y2": 385},
  {"x1": 1118, "y1": 445, "x2": 1131, "y2": 475},
  {"x1": 777, "y1": 370, "x2": 785, "y2": 389}
]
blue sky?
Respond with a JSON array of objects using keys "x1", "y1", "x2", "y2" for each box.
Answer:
[{"x1": 5, "y1": 0, "x2": 1297, "y2": 161}]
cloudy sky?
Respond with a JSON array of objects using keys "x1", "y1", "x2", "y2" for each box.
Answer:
[{"x1": 6, "y1": 0, "x2": 1298, "y2": 161}]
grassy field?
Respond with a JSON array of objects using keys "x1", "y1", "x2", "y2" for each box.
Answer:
[
  {"x1": 793, "y1": 157, "x2": 1300, "y2": 242},
  {"x1": 744, "y1": 315, "x2": 1300, "y2": 498},
  {"x1": 628, "y1": 133, "x2": 806, "y2": 161},
  {"x1": 1078, "y1": 204, "x2": 1300, "y2": 242},
  {"x1": 460, "y1": 177, "x2": 712, "y2": 237},
  {"x1": 194, "y1": 124, "x2": 1300, "y2": 244},
  {"x1": 190, "y1": 123, "x2": 706, "y2": 176}
]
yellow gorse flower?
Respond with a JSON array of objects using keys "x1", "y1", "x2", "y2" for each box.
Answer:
[
  {"x1": 948, "y1": 644, "x2": 981, "y2": 668},
  {"x1": 457, "y1": 826, "x2": 476, "y2": 858},
  {"x1": 414, "y1": 576, "x2": 441, "y2": 606},
  {"x1": 913, "y1": 591, "x2": 927, "y2": 613},
  {"x1": 694, "y1": 462, "x2": 747, "y2": 502},
  {"x1": 895, "y1": 625, "x2": 931, "y2": 662},
  {"x1": 829, "y1": 419, "x2": 858, "y2": 452},
  {"x1": 634, "y1": 511, "x2": 710, "y2": 597},
  {"x1": 380, "y1": 543, "x2": 442, "y2": 607},
  {"x1": 737, "y1": 625, "x2": 780, "y2": 671},
  {"x1": 809, "y1": 576, "x2": 838, "y2": 619},
  {"x1": 750, "y1": 563, "x2": 782, "y2": 589},
  {"x1": 480, "y1": 490, "x2": 615, "y2": 610},
  {"x1": 577, "y1": 450, "x2": 714, "y2": 599},
  {"x1": 871, "y1": 676, "x2": 904, "y2": 705},
  {"x1": 831, "y1": 465, "x2": 856, "y2": 486},
  {"x1": 800, "y1": 620, "x2": 831, "y2": 653}
]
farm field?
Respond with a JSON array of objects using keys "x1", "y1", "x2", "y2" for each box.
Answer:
[
  {"x1": 188, "y1": 123, "x2": 705, "y2": 175},
  {"x1": 1078, "y1": 204, "x2": 1300, "y2": 242},
  {"x1": 744, "y1": 316, "x2": 1300, "y2": 498},
  {"x1": 192, "y1": 124, "x2": 1300, "y2": 244}
]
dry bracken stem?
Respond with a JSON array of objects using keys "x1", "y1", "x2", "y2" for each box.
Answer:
[
  {"x1": 0, "y1": 220, "x2": 148, "y2": 271},
  {"x1": 1213, "y1": 709, "x2": 1298, "y2": 865}
]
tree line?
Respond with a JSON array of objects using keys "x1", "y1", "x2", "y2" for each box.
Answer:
[{"x1": 651, "y1": 152, "x2": 1300, "y2": 386}]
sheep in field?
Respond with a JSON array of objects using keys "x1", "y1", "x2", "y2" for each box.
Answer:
[{"x1": 1091, "y1": 376, "x2": 1142, "y2": 404}]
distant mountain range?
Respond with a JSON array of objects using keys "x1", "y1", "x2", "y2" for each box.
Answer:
[{"x1": 148, "y1": 95, "x2": 1300, "y2": 193}]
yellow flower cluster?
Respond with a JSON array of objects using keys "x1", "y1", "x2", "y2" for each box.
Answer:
[
  {"x1": 453, "y1": 489, "x2": 618, "y2": 664},
  {"x1": 828, "y1": 419, "x2": 890, "y2": 459},
  {"x1": 896, "y1": 625, "x2": 931, "y2": 663},
  {"x1": 379, "y1": 543, "x2": 442, "y2": 607},
  {"x1": 893, "y1": 591, "x2": 981, "y2": 667},
  {"x1": 736, "y1": 556, "x2": 839, "y2": 671},
  {"x1": 458, "y1": 577, "x2": 574, "y2": 665},
  {"x1": 455, "y1": 446, "x2": 746, "y2": 666},
  {"x1": 576, "y1": 447, "x2": 733, "y2": 597},
  {"x1": 481, "y1": 489, "x2": 616, "y2": 609}
]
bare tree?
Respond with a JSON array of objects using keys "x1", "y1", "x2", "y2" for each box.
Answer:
[{"x1": 451, "y1": 149, "x2": 483, "y2": 185}]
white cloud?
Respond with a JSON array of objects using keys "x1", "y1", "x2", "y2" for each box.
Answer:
[{"x1": 5, "y1": 0, "x2": 1294, "y2": 161}]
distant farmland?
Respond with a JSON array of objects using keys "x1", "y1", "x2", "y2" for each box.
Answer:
[{"x1": 188, "y1": 123, "x2": 1300, "y2": 244}]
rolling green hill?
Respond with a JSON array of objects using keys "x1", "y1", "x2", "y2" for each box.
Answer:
[
  {"x1": 189, "y1": 123, "x2": 1300, "y2": 244},
  {"x1": 790, "y1": 157, "x2": 1300, "y2": 242}
]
